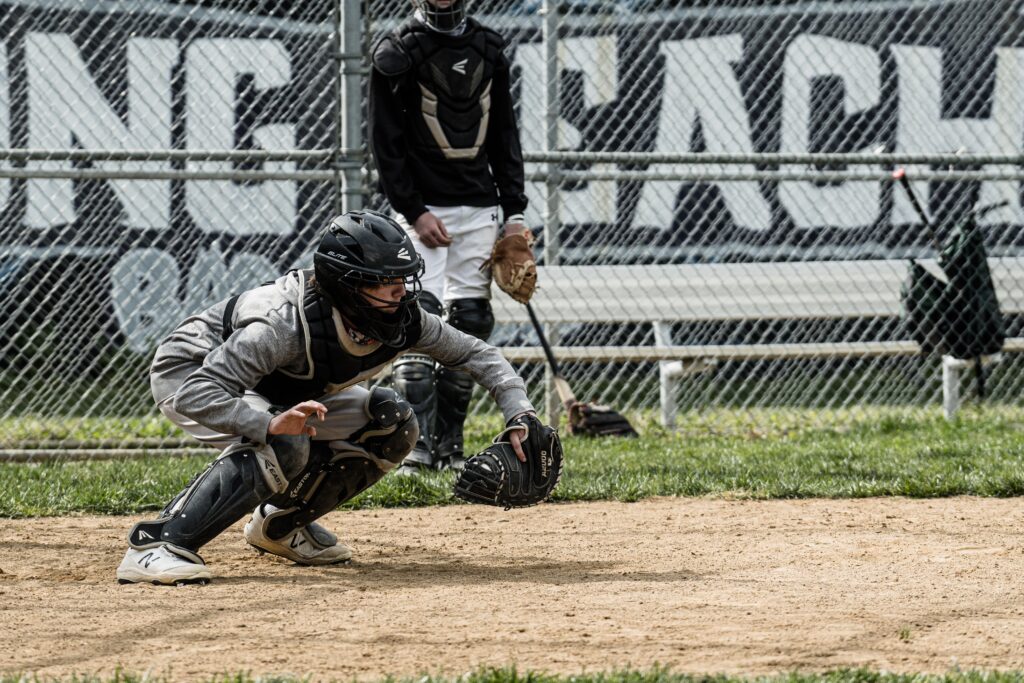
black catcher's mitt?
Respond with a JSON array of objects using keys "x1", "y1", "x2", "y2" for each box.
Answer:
[{"x1": 453, "y1": 413, "x2": 563, "y2": 509}]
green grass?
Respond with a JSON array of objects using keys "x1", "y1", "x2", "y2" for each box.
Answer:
[
  {"x1": 0, "y1": 415, "x2": 184, "y2": 447},
  {"x1": 5, "y1": 667, "x2": 1024, "y2": 683},
  {"x1": 3, "y1": 406, "x2": 1024, "y2": 517}
]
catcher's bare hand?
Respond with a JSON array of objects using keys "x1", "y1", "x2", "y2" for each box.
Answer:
[
  {"x1": 506, "y1": 410, "x2": 535, "y2": 462},
  {"x1": 412, "y1": 211, "x2": 452, "y2": 248},
  {"x1": 268, "y1": 400, "x2": 327, "y2": 437}
]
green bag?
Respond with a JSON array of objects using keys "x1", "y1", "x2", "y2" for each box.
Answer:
[
  {"x1": 900, "y1": 260, "x2": 946, "y2": 354},
  {"x1": 938, "y1": 216, "x2": 1006, "y2": 359},
  {"x1": 899, "y1": 214, "x2": 1005, "y2": 359}
]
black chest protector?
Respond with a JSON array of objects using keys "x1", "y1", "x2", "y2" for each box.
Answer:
[
  {"x1": 224, "y1": 273, "x2": 423, "y2": 408},
  {"x1": 394, "y1": 20, "x2": 504, "y2": 161}
]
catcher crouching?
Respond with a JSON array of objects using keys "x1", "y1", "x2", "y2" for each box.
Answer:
[{"x1": 116, "y1": 210, "x2": 560, "y2": 586}]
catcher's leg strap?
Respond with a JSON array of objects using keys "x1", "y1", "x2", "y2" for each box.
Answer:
[{"x1": 128, "y1": 442, "x2": 285, "y2": 552}]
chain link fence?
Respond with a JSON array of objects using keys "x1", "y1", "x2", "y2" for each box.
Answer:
[{"x1": 1, "y1": 0, "x2": 1023, "y2": 455}]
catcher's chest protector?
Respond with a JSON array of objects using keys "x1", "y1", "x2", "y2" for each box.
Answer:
[
  {"x1": 246, "y1": 272, "x2": 421, "y2": 406},
  {"x1": 400, "y1": 24, "x2": 502, "y2": 160}
]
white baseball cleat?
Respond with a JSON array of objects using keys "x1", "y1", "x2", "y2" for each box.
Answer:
[
  {"x1": 116, "y1": 544, "x2": 212, "y2": 585},
  {"x1": 244, "y1": 504, "x2": 352, "y2": 565}
]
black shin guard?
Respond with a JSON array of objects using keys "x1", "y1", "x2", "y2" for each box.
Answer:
[
  {"x1": 157, "y1": 435, "x2": 306, "y2": 518},
  {"x1": 436, "y1": 298, "x2": 494, "y2": 463},
  {"x1": 265, "y1": 450, "x2": 389, "y2": 540},
  {"x1": 393, "y1": 291, "x2": 442, "y2": 467},
  {"x1": 129, "y1": 446, "x2": 277, "y2": 552},
  {"x1": 435, "y1": 367, "x2": 475, "y2": 461},
  {"x1": 391, "y1": 354, "x2": 437, "y2": 465}
]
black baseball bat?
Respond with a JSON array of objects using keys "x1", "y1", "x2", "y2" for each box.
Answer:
[
  {"x1": 892, "y1": 167, "x2": 941, "y2": 252},
  {"x1": 525, "y1": 301, "x2": 577, "y2": 407}
]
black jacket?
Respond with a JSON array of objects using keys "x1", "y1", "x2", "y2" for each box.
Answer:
[{"x1": 369, "y1": 18, "x2": 528, "y2": 224}]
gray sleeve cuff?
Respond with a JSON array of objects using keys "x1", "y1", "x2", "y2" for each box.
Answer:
[
  {"x1": 235, "y1": 406, "x2": 274, "y2": 445},
  {"x1": 492, "y1": 380, "x2": 535, "y2": 422}
]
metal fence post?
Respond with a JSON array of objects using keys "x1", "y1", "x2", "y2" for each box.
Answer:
[
  {"x1": 340, "y1": 0, "x2": 364, "y2": 212},
  {"x1": 542, "y1": 0, "x2": 561, "y2": 426}
]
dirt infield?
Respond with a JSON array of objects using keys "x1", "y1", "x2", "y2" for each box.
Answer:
[{"x1": 4, "y1": 497, "x2": 1024, "y2": 681}]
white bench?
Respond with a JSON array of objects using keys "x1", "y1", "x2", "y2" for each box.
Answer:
[{"x1": 491, "y1": 259, "x2": 1024, "y2": 424}]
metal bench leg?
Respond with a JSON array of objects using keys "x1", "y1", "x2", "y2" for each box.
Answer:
[
  {"x1": 942, "y1": 355, "x2": 964, "y2": 420},
  {"x1": 942, "y1": 353, "x2": 1003, "y2": 419},
  {"x1": 654, "y1": 322, "x2": 676, "y2": 428}
]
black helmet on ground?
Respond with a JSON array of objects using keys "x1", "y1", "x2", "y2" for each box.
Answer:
[
  {"x1": 411, "y1": 0, "x2": 467, "y2": 33},
  {"x1": 313, "y1": 210, "x2": 424, "y2": 347}
]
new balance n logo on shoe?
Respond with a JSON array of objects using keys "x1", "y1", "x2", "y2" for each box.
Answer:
[
  {"x1": 452, "y1": 59, "x2": 468, "y2": 74},
  {"x1": 397, "y1": 247, "x2": 411, "y2": 261},
  {"x1": 290, "y1": 535, "x2": 307, "y2": 550},
  {"x1": 140, "y1": 552, "x2": 157, "y2": 568}
]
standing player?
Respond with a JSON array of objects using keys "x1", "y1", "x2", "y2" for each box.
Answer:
[
  {"x1": 369, "y1": 0, "x2": 530, "y2": 473},
  {"x1": 116, "y1": 210, "x2": 541, "y2": 585}
]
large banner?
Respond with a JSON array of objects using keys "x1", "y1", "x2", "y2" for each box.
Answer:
[
  {"x1": 0, "y1": 2, "x2": 335, "y2": 360},
  {"x1": 0, "y1": 0, "x2": 1021, "y2": 366},
  {"x1": 501, "y1": 0, "x2": 1024, "y2": 263}
]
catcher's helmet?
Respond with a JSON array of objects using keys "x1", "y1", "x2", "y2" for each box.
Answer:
[
  {"x1": 412, "y1": 0, "x2": 467, "y2": 32},
  {"x1": 313, "y1": 210, "x2": 424, "y2": 347}
]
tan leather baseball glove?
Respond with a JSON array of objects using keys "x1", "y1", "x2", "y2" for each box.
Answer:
[{"x1": 483, "y1": 230, "x2": 537, "y2": 304}]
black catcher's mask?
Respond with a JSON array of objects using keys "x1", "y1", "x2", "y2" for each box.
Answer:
[
  {"x1": 313, "y1": 210, "x2": 424, "y2": 347},
  {"x1": 411, "y1": 0, "x2": 467, "y2": 32}
]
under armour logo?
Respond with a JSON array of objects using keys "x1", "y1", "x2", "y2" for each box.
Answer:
[
  {"x1": 452, "y1": 58, "x2": 468, "y2": 74},
  {"x1": 397, "y1": 247, "x2": 411, "y2": 261}
]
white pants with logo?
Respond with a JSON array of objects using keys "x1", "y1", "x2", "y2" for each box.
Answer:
[{"x1": 396, "y1": 204, "x2": 500, "y2": 302}]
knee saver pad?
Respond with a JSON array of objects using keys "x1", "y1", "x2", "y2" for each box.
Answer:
[
  {"x1": 351, "y1": 386, "x2": 419, "y2": 465},
  {"x1": 418, "y1": 290, "x2": 444, "y2": 317},
  {"x1": 446, "y1": 298, "x2": 494, "y2": 340}
]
